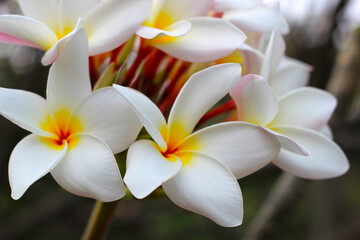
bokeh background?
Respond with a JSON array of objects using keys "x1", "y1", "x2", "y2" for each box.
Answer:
[{"x1": 0, "y1": 0, "x2": 359, "y2": 239}]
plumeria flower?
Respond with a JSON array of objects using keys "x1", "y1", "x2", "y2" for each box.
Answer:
[
  {"x1": 136, "y1": 0, "x2": 247, "y2": 62},
  {"x1": 260, "y1": 30, "x2": 312, "y2": 96},
  {"x1": 113, "y1": 64, "x2": 280, "y2": 226},
  {"x1": 230, "y1": 74, "x2": 349, "y2": 179},
  {"x1": 0, "y1": 29, "x2": 142, "y2": 201},
  {"x1": 0, "y1": 0, "x2": 152, "y2": 65}
]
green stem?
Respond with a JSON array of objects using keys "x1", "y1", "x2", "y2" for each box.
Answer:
[{"x1": 81, "y1": 200, "x2": 120, "y2": 240}]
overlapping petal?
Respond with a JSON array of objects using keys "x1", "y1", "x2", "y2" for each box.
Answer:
[
  {"x1": 261, "y1": 127, "x2": 310, "y2": 155},
  {"x1": 113, "y1": 84, "x2": 168, "y2": 151},
  {"x1": 270, "y1": 87, "x2": 337, "y2": 130},
  {"x1": 162, "y1": 151, "x2": 243, "y2": 227},
  {"x1": 269, "y1": 57, "x2": 311, "y2": 96},
  {"x1": 83, "y1": 0, "x2": 152, "y2": 55},
  {"x1": 124, "y1": 140, "x2": 182, "y2": 199},
  {"x1": 260, "y1": 30, "x2": 285, "y2": 81},
  {"x1": 69, "y1": 87, "x2": 142, "y2": 154},
  {"x1": 51, "y1": 133, "x2": 125, "y2": 202},
  {"x1": 168, "y1": 63, "x2": 242, "y2": 142},
  {"x1": 154, "y1": 17, "x2": 247, "y2": 62},
  {"x1": 153, "y1": 0, "x2": 213, "y2": 24},
  {"x1": 0, "y1": 15, "x2": 57, "y2": 50},
  {"x1": 41, "y1": 18, "x2": 83, "y2": 66},
  {"x1": 137, "y1": 20, "x2": 191, "y2": 39},
  {"x1": 47, "y1": 28, "x2": 91, "y2": 115},
  {"x1": 178, "y1": 122, "x2": 280, "y2": 178},
  {"x1": 9, "y1": 134, "x2": 67, "y2": 199},
  {"x1": 17, "y1": 0, "x2": 60, "y2": 33},
  {"x1": 272, "y1": 126, "x2": 349, "y2": 179},
  {"x1": 0, "y1": 87, "x2": 54, "y2": 137},
  {"x1": 223, "y1": 7, "x2": 289, "y2": 34},
  {"x1": 230, "y1": 74, "x2": 278, "y2": 126}
]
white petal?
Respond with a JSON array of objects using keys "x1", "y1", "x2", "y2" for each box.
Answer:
[
  {"x1": 224, "y1": 7, "x2": 289, "y2": 34},
  {"x1": 153, "y1": 0, "x2": 212, "y2": 23},
  {"x1": 238, "y1": 44, "x2": 264, "y2": 75},
  {"x1": 70, "y1": 87, "x2": 142, "y2": 154},
  {"x1": 260, "y1": 30, "x2": 285, "y2": 81},
  {"x1": 163, "y1": 152, "x2": 243, "y2": 227},
  {"x1": 0, "y1": 87, "x2": 54, "y2": 137},
  {"x1": 320, "y1": 125, "x2": 333, "y2": 139},
  {"x1": 83, "y1": 0, "x2": 152, "y2": 55},
  {"x1": 214, "y1": 0, "x2": 257, "y2": 12},
  {"x1": 17, "y1": 0, "x2": 60, "y2": 33},
  {"x1": 51, "y1": 133, "x2": 125, "y2": 202},
  {"x1": 154, "y1": 17, "x2": 247, "y2": 62},
  {"x1": 137, "y1": 20, "x2": 191, "y2": 39},
  {"x1": 47, "y1": 28, "x2": 91, "y2": 115},
  {"x1": 178, "y1": 122, "x2": 280, "y2": 178},
  {"x1": 41, "y1": 18, "x2": 83, "y2": 66},
  {"x1": 9, "y1": 134, "x2": 67, "y2": 199},
  {"x1": 230, "y1": 74, "x2": 278, "y2": 126},
  {"x1": 113, "y1": 84, "x2": 168, "y2": 151},
  {"x1": 261, "y1": 126, "x2": 310, "y2": 156},
  {"x1": 168, "y1": 63, "x2": 242, "y2": 142},
  {"x1": 270, "y1": 87, "x2": 337, "y2": 130},
  {"x1": 0, "y1": 15, "x2": 57, "y2": 50},
  {"x1": 272, "y1": 126, "x2": 349, "y2": 179},
  {"x1": 124, "y1": 140, "x2": 182, "y2": 199},
  {"x1": 57, "y1": 0, "x2": 99, "y2": 32},
  {"x1": 269, "y1": 57, "x2": 312, "y2": 96}
]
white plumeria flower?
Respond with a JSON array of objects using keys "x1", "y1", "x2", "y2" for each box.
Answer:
[
  {"x1": 0, "y1": 29, "x2": 142, "y2": 201},
  {"x1": 0, "y1": 0, "x2": 152, "y2": 65},
  {"x1": 230, "y1": 74, "x2": 349, "y2": 179},
  {"x1": 136, "y1": 0, "x2": 247, "y2": 62},
  {"x1": 260, "y1": 30, "x2": 313, "y2": 96},
  {"x1": 113, "y1": 64, "x2": 279, "y2": 227}
]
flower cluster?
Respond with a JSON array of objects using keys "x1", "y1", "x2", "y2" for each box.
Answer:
[{"x1": 0, "y1": 0, "x2": 349, "y2": 227}]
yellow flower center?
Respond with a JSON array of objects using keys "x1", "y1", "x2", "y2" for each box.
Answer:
[{"x1": 40, "y1": 109, "x2": 83, "y2": 150}]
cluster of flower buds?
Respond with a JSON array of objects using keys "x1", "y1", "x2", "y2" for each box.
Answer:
[{"x1": 0, "y1": 0, "x2": 349, "y2": 227}]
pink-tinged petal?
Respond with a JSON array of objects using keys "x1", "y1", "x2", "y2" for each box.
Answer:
[
  {"x1": 113, "y1": 84, "x2": 168, "y2": 151},
  {"x1": 230, "y1": 74, "x2": 278, "y2": 126},
  {"x1": 0, "y1": 15, "x2": 57, "y2": 50},
  {"x1": 214, "y1": 0, "x2": 257, "y2": 12},
  {"x1": 51, "y1": 133, "x2": 125, "y2": 202},
  {"x1": 168, "y1": 63, "x2": 242, "y2": 142},
  {"x1": 124, "y1": 140, "x2": 182, "y2": 199},
  {"x1": 154, "y1": 17, "x2": 247, "y2": 62},
  {"x1": 273, "y1": 126, "x2": 349, "y2": 179},
  {"x1": 47, "y1": 27, "x2": 91, "y2": 115},
  {"x1": 0, "y1": 87, "x2": 54, "y2": 138},
  {"x1": 137, "y1": 20, "x2": 191, "y2": 39},
  {"x1": 223, "y1": 7, "x2": 289, "y2": 34},
  {"x1": 238, "y1": 44, "x2": 264, "y2": 74},
  {"x1": 70, "y1": 87, "x2": 142, "y2": 154},
  {"x1": 261, "y1": 126, "x2": 310, "y2": 156},
  {"x1": 260, "y1": 30, "x2": 285, "y2": 81},
  {"x1": 9, "y1": 134, "x2": 67, "y2": 199},
  {"x1": 17, "y1": 0, "x2": 60, "y2": 33},
  {"x1": 83, "y1": 0, "x2": 152, "y2": 56},
  {"x1": 269, "y1": 57, "x2": 312, "y2": 96},
  {"x1": 163, "y1": 152, "x2": 243, "y2": 227},
  {"x1": 41, "y1": 18, "x2": 83, "y2": 66},
  {"x1": 178, "y1": 122, "x2": 280, "y2": 178},
  {"x1": 270, "y1": 87, "x2": 337, "y2": 130}
]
